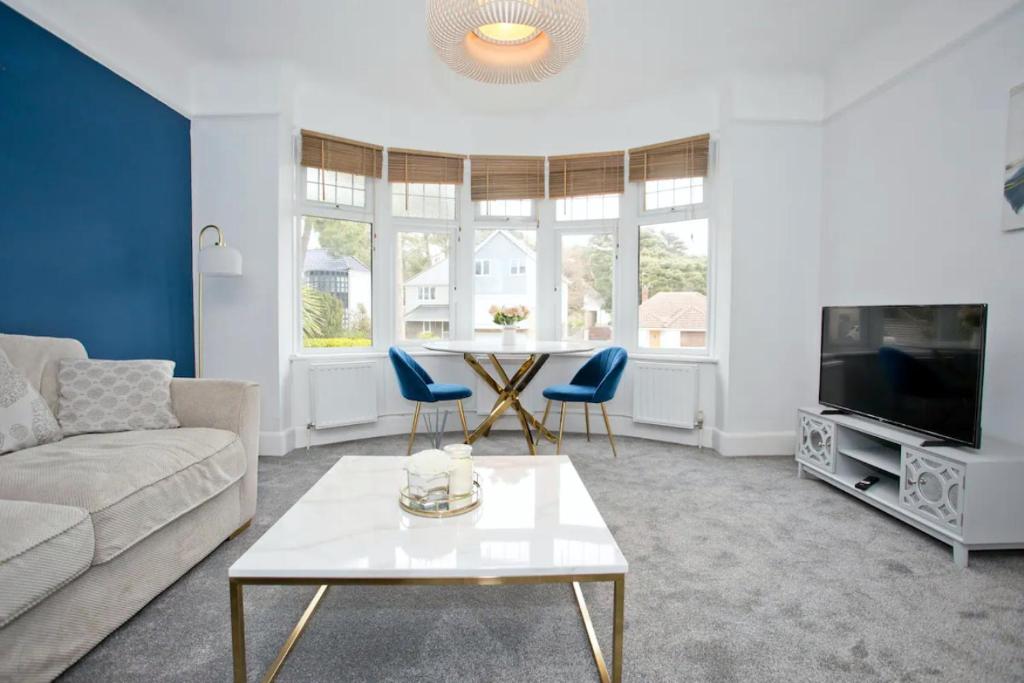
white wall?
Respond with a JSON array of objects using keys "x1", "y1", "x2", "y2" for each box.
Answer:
[
  {"x1": 712, "y1": 115, "x2": 824, "y2": 455},
  {"x1": 191, "y1": 114, "x2": 295, "y2": 452},
  {"x1": 820, "y1": 4, "x2": 1024, "y2": 445}
]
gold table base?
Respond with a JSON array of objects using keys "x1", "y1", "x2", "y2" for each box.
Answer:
[
  {"x1": 462, "y1": 352, "x2": 559, "y2": 454},
  {"x1": 230, "y1": 574, "x2": 625, "y2": 683}
]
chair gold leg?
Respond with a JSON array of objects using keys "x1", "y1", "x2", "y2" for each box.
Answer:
[
  {"x1": 407, "y1": 402, "x2": 421, "y2": 456},
  {"x1": 540, "y1": 399, "x2": 551, "y2": 431},
  {"x1": 557, "y1": 402, "x2": 567, "y2": 453},
  {"x1": 584, "y1": 403, "x2": 591, "y2": 442},
  {"x1": 600, "y1": 403, "x2": 618, "y2": 457},
  {"x1": 456, "y1": 400, "x2": 469, "y2": 443}
]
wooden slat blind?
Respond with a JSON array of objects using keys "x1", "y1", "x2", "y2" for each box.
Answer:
[
  {"x1": 628, "y1": 134, "x2": 710, "y2": 182},
  {"x1": 300, "y1": 129, "x2": 383, "y2": 179},
  {"x1": 548, "y1": 151, "x2": 624, "y2": 198},
  {"x1": 470, "y1": 155, "x2": 546, "y2": 201},
  {"x1": 387, "y1": 148, "x2": 465, "y2": 185}
]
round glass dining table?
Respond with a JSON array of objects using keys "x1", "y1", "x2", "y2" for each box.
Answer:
[{"x1": 423, "y1": 340, "x2": 594, "y2": 454}]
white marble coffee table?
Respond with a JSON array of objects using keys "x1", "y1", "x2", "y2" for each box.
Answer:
[{"x1": 229, "y1": 455, "x2": 627, "y2": 682}]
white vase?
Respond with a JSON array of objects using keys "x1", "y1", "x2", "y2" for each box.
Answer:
[{"x1": 502, "y1": 326, "x2": 517, "y2": 346}]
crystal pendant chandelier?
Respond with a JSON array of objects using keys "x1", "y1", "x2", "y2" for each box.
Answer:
[{"x1": 426, "y1": 0, "x2": 589, "y2": 84}]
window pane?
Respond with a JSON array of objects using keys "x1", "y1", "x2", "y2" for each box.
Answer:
[
  {"x1": 474, "y1": 229, "x2": 537, "y2": 340},
  {"x1": 643, "y1": 177, "x2": 703, "y2": 211},
  {"x1": 306, "y1": 171, "x2": 367, "y2": 208},
  {"x1": 477, "y1": 199, "x2": 533, "y2": 218},
  {"x1": 300, "y1": 216, "x2": 373, "y2": 348},
  {"x1": 555, "y1": 194, "x2": 620, "y2": 221},
  {"x1": 638, "y1": 219, "x2": 709, "y2": 349},
  {"x1": 397, "y1": 232, "x2": 451, "y2": 342},
  {"x1": 391, "y1": 183, "x2": 457, "y2": 220},
  {"x1": 561, "y1": 233, "x2": 614, "y2": 341}
]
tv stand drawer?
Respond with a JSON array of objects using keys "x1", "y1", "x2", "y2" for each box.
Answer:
[{"x1": 900, "y1": 448, "x2": 965, "y2": 533}]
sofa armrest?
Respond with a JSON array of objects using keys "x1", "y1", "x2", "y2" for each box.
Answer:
[{"x1": 170, "y1": 379, "x2": 260, "y2": 525}]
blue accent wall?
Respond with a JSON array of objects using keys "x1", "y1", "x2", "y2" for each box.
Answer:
[{"x1": 0, "y1": 3, "x2": 195, "y2": 376}]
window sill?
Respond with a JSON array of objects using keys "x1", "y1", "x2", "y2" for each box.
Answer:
[{"x1": 291, "y1": 350, "x2": 718, "y2": 364}]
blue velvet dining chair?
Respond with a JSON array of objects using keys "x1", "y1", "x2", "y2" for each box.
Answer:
[
  {"x1": 541, "y1": 347, "x2": 628, "y2": 457},
  {"x1": 388, "y1": 347, "x2": 473, "y2": 455}
]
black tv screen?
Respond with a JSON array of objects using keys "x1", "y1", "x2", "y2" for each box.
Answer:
[{"x1": 819, "y1": 304, "x2": 987, "y2": 447}]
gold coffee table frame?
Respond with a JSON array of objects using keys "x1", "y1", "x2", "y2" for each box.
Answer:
[
  {"x1": 230, "y1": 573, "x2": 625, "y2": 683},
  {"x1": 462, "y1": 352, "x2": 558, "y2": 454}
]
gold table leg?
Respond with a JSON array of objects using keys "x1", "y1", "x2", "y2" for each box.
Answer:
[
  {"x1": 613, "y1": 575, "x2": 625, "y2": 682},
  {"x1": 261, "y1": 585, "x2": 329, "y2": 683},
  {"x1": 230, "y1": 581, "x2": 246, "y2": 683},
  {"x1": 461, "y1": 353, "x2": 555, "y2": 451},
  {"x1": 231, "y1": 574, "x2": 624, "y2": 682}
]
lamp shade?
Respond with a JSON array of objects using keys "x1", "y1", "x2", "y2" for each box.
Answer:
[{"x1": 198, "y1": 244, "x2": 243, "y2": 276}]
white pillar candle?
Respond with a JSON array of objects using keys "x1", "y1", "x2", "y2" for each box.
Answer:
[{"x1": 444, "y1": 444, "x2": 473, "y2": 497}]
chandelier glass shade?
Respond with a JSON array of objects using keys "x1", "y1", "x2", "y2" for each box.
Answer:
[{"x1": 426, "y1": 0, "x2": 589, "y2": 84}]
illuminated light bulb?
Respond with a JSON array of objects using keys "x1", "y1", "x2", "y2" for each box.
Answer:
[{"x1": 475, "y1": 22, "x2": 539, "y2": 44}]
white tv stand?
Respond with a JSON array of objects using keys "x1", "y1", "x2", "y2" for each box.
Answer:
[{"x1": 796, "y1": 407, "x2": 1024, "y2": 568}]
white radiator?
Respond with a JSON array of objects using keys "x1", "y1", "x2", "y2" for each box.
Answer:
[
  {"x1": 632, "y1": 362, "x2": 698, "y2": 428},
  {"x1": 309, "y1": 361, "x2": 378, "y2": 429}
]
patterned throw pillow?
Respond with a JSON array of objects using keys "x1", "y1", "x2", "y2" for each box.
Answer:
[
  {"x1": 57, "y1": 359, "x2": 180, "y2": 436},
  {"x1": 0, "y1": 349, "x2": 63, "y2": 454}
]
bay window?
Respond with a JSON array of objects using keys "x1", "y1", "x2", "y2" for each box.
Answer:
[{"x1": 294, "y1": 131, "x2": 714, "y2": 356}]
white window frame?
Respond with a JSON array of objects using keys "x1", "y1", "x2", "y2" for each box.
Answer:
[
  {"x1": 294, "y1": 150, "x2": 377, "y2": 356},
  {"x1": 509, "y1": 258, "x2": 526, "y2": 276},
  {"x1": 417, "y1": 286, "x2": 436, "y2": 301},
  {"x1": 474, "y1": 259, "x2": 491, "y2": 276}
]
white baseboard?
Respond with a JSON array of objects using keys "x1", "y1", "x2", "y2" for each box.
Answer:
[
  {"x1": 712, "y1": 428, "x2": 795, "y2": 456},
  {"x1": 289, "y1": 408, "x2": 714, "y2": 454},
  {"x1": 259, "y1": 428, "x2": 296, "y2": 456}
]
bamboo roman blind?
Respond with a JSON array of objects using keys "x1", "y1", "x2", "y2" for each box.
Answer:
[
  {"x1": 300, "y1": 129, "x2": 383, "y2": 179},
  {"x1": 628, "y1": 134, "x2": 710, "y2": 182},
  {"x1": 387, "y1": 148, "x2": 466, "y2": 185},
  {"x1": 548, "y1": 151, "x2": 625, "y2": 198},
  {"x1": 469, "y1": 155, "x2": 546, "y2": 201}
]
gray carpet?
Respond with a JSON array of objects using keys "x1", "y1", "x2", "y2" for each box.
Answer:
[{"x1": 59, "y1": 432, "x2": 1024, "y2": 682}]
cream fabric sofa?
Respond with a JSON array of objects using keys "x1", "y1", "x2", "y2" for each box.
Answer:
[{"x1": 0, "y1": 334, "x2": 260, "y2": 682}]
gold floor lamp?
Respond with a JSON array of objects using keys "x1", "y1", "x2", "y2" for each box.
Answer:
[{"x1": 197, "y1": 224, "x2": 243, "y2": 378}]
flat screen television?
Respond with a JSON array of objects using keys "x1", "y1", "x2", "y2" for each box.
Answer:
[{"x1": 819, "y1": 304, "x2": 987, "y2": 448}]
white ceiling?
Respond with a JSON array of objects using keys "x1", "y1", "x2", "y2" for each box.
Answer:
[
  {"x1": 8, "y1": 0, "x2": 1018, "y2": 123},
  {"x1": 133, "y1": 0, "x2": 902, "y2": 108}
]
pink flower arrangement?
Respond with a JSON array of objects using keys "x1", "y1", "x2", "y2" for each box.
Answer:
[{"x1": 490, "y1": 305, "x2": 530, "y2": 326}]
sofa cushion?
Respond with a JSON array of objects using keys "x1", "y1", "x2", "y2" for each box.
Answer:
[
  {"x1": 0, "y1": 348, "x2": 63, "y2": 455},
  {"x1": 0, "y1": 334, "x2": 88, "y2": 415},
  {"x1": 0, "y1": 428, "x2": 245, "y2": 564},
  {"x1": 0, "y1": 500, "x2": 94, "y2": 627},
  {"x1": 57, "y1": 359, "x2": 179, "y2": 436}
]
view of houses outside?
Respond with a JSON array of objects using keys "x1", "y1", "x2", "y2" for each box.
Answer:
[
  {"x1": 472, "y1": 229, "x2": 549, "y2": 340},
  {"x1": 397, "y1": 232, "x2": 451, "y2": 340},
  {"x1": 638, "y1": 219, "x2": 709, "y2": 349},
  {"x1": 300, "y1": 216, "x2": 373, "y2": 348},
  {"x1": 299, "y1": 214, "x2": 708, "y2": 350}
]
